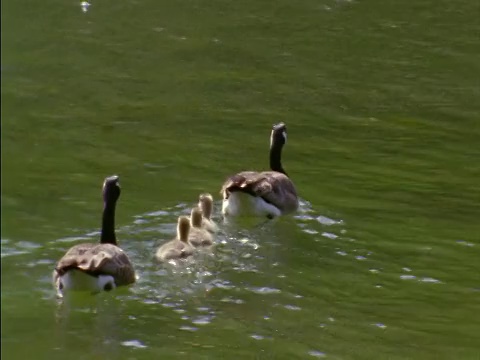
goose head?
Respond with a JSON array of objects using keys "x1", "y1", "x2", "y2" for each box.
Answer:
[
  {"x1": 270, "y1": 122, "x2": 287, "y2": 149},
  {"x1": 103, "y1": 175, "x2": 121, "y2": 205},
  {"x1": 269, "y1": 123, "x2": 288, "y2": 174},
  {"x1": 101, "y1": 175, "x2": 121, "y2": 244}
]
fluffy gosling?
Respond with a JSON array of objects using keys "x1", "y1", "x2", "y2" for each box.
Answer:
[
  {"x1": 198, "y1": 193, "x2": 219, "y2": 234},
  {"x1": 188, "y1": 207, "x2": 214, "y2": 247},
  {"x1": 156, "y1": 216, "x2": 195, "y2": 261}
]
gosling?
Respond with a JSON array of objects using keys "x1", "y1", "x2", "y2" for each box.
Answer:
[
  {"x1": 188, "y1": 207, "x2": 214, "y2": 247},
  {"x1": 198, "y1": 193, "x2": 219, "y2": 234},
  {"x1": 156, "y1": 216, "x2": 195, "y2": 261}
]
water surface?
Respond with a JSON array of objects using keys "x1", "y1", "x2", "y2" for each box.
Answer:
[{"x1": 2, "y1": 0, "x2": 479, "y2": 359}]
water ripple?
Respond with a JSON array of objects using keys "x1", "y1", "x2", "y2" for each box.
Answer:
[
  {"x1": 247, "y1": 287, "x2": 281, "y2": 295},
  {"x1": 400, "y1": 275, "x2": 416, "y2": 280},
  {"x1": 456, "y1": 240, "x2": 475, "y2": 247},
  {"x1": 308, "y1": 350, "x2": 326, "y2": 357},
  {"x1": 1, "y1": 240, "x2": 42, "y2": 258},
  {"x1": 121, "y1": 340, "x2": 147, "y2": 349},
  {"x1": 317, "y1": 215, "x2": 343, "y2": 226},
  {"x1": 54, "y1": 236, "x2": 92, "y2": 244},
  {"x1": 321, "y1": 232, "x2": 338, "y2": 239},
  {"x1": 220, "y1": 297, "x2": 244, "y2": 304},
  {"x1": 179, "y1": 326, "x2": 198, "y2": 332},
  {"x1": 419, "y1": 277, "x2": 442, "y2": 284},
  {"x1": 3, "y1": 195, "x2": 431, "y2": 351},
  {"x1": 191, "y1": 315, "x2": 214, "y2": 325}
]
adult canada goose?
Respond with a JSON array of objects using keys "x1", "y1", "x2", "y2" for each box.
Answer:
[
  {"x1": 198, "y1": 193, "x2": 219, "y2": 234},
  {"x1": 155, "y1": 216, "x2": 195, "y2": 261},
  {"x1": 53, "y1": 175, "x2": 136, "y2": 297},
  {"x1": 220, "y1": 122, "x2": 299, "y2": 218},
  {"x1": 188, "y1": 207, "x2": 214, "y2": 247}
]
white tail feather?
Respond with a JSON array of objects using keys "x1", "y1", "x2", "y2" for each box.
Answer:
[
  {"x1": 58, "y1": 270, "x2": 115, "y2": 294},
  {"x1": 222, "y1": 192, "x2": 281, "y2": 218}
]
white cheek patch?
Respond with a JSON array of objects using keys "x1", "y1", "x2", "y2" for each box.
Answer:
[{"x1": 282, "y1": 131, "x2": 287, "y2": 142}]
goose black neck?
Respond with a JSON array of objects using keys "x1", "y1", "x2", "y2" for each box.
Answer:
[
  {"x1": 270, "y1": 142, "x2": 287, "y2": 175},
  {"x1": 101, "y1": 200, "x2": 117, "y2": 245}
]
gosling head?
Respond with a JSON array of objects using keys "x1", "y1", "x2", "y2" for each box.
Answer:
[
  {"x1": 190, "y1": 207, "x2": 203, "y2": 228},
  {"x1": 103, "y1": 175, "x2": 121, "y2": 205},
  {"x1": 270, "y1": 122, "x2": 287, "y2": 148},
  {"x1": 198, "y1": 193, "x2": 214, "y2": 219},
  {"x1": 177, "y1": 216, "x2": 191, "y2": 243}
]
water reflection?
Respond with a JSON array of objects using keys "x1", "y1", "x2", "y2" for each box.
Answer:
[
  {"x1": 53, "y1": 293, "x2": 129, "y2": 356},
  {"x1": 3, "y1": 195, "x2": 365, "y2": 314},
  {"x1": 2, "y1": 196, "x2": 451, "y2": 357}
]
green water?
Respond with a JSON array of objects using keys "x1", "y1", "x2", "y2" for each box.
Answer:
[{"x1": 2, "y1": 0, "x2": 479, "y2": 358}]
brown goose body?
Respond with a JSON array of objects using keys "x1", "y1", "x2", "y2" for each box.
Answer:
[
  {"x1": 53, "y1": 175, "x2": 135, "y2": 297},
  {"x1": 220, "y1": 123, "x2": 299, "y2": 218},
  {"x1": 54, "y1": 243, "x2": 135, "y2": 287},
  {"x1": 221, "y1": 170, "x2": 298, "y2": 216}
]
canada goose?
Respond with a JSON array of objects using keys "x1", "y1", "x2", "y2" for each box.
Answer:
[
  {"x1": 155, "y1": 216, "x2": 195, "y2": 261},
  {"x1": 220, "y1": 123, "x2": 299, "y2": 218},
  {"x1": 188, "y1": 207, "x2": 214, "y2": 247},
  {"x1": 198, "y1": 193, "x2": 219, "y2": 233},
  {"x1": 53, "y1": 175, "x2": 136, "y2": 297}
]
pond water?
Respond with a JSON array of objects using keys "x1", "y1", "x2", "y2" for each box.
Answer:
[{"x1": 2, "y1": 0, "x2": 479, "y2": 359}]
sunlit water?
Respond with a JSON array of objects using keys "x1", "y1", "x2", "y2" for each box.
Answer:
[
  {"x1": 3, "y1": 200, "x2": 336, "y2": 355},
  {"x1": 3, "y1": 0, "x2": 480, "y2": 358},
  {"x1": 3, "y1": 198, "x2": 469, "y2": 359}
]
